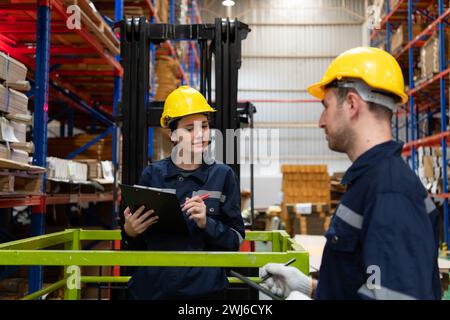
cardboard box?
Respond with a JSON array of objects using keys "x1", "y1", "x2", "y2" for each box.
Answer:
[
  {"x1": 75, "y1": 159, "x2": 101, "y2": 179},
  {"x1": 46, "y1": 157, "x2": 88, "y2": 182},
  {"x1": 10, "y1": 121, "x2": 26, "y2": 143},
  {"x1": 0, "y1": 52, "x2": 27, "y2": 83},
  {"x1": 0, "y1": 84, "x2": 29, "y2": 114},
  {"x1": 420, "y1": 34, "x2": 440, "y2": 80},
  {"x1": 156, "y1": 0, "x2": 169, "y2": 23},
  {"x1": 391, "y1": 24, "x2": 422, "y2": 55}
]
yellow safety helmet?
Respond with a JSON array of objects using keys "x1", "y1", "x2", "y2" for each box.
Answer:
[
  {"x1": 160, "y1": 86, "x2": 216, "y2": 128},
  {"x1": 307, "y1": 47, "x2": 408, "y2": 105}
]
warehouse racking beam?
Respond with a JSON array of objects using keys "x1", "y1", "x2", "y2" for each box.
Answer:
[
  {"x1": 0, "y1": 0, "x2": 127, "y2": 296},
  {"x1": 394, "y1": 8, "x2": 450, "y2": 59},
  {"x1": 372, "y1": 0, "x2": 450, "y2": 247},
  {"x1": 370, "y1": 0, "x2": 407, "y2": 41},
  {"x1": 51, "y1": 0, "x2": 123, "y2": 76},
  {"x1": 46, "y1": 192, "x2": 114, "y2": 205},
  {"x1": 0, "y1": 196, "x2": 43, "y2": 208}
]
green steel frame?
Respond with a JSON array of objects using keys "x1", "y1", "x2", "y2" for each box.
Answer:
[{"x1": 0, "y1": 229, "x2": 308, "y2": 300}]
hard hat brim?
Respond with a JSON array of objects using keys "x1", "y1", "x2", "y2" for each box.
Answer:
[
  {"x1": 307, "y1": 80, "x2": 329, "y2": 101},
  {"x1": 307, "y1": 76, "x2": 409, "y2": 105},
  {"x1": 161, "y1": 108, "x2": 216, "y2": 128}
]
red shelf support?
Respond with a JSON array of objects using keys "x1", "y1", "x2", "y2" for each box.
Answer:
[
  {"x1": 402, "y1": 131, "x2": 450, "y2": 153},
  {"x1": 51, "y1": 0, "x2": 123, "y2": 77},
  {"x1": 408, "y1": 66, "x2": 450, "y2": 96},
  {"x1": 394, "y1": 8, "x2": 450, "y2": 58},
  {"x1": 430, "y1": 193, "x2": 450, "y2": 199},
  {"x1": 46, "y1": 193, "x2": 114, "y2": 205},
  {"x1": 0, "y1": 195, "x2": 42, "y2": 209}
]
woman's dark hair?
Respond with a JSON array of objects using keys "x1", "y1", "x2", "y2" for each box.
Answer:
[
  {"x1": 168, "y1": 113, "x2": 210, "y2": 132},
  {"x1": 168, "y1": 118, "x2": 180, "y2": 132}
]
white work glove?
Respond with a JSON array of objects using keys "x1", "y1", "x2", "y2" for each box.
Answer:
[
  {"x1": 260, "y1": 263, "x2": 312, "y2": 298},
  {"x1": 286, "y1": 290, "x2": 312, "y2": 300}
]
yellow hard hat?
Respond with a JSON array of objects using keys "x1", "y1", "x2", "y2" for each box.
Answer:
[
  {"x1": 160, "y1": 86, "x2": 216, "y2": 128},
  {"x1": 307, "y1": 47, "x2": 408, "y2": 104}
]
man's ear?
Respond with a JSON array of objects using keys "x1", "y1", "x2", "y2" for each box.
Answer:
[{"x1": 345, "y1": 91, "x2": 363, "y2": 120}]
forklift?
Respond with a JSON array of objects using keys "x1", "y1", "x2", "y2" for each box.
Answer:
[{"x1": 114, "y1": 16, "x2": 258, "y2": 299}]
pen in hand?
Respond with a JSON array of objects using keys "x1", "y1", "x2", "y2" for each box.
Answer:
[
  {"x1": 180, "y1": 193, "x2": 210, "y2": 208},
  {"x1": 260, "y1": 258, "x2": 297, "y2": 282}
]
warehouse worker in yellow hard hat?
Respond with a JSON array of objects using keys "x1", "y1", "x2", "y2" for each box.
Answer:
[
  {"x1": 261, "y1": 47, "x2": 441, "y2": 300},
  {"x1": 121, "y1": 86, "x2": 245, "y2": 300}
]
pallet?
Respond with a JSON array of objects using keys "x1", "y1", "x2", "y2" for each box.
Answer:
[
  {"x1": 62, "y1": 0, "x2": 120, "y2": 56},
  {"x1": 0, "y1": 169, "x2": 43, "y2": 195},
  {"x1": 46, "y1": 178, "x2": 113, "y2": 194},
  {"x1": 0, "y1": 158, "x2": 45, "y2": 172}
]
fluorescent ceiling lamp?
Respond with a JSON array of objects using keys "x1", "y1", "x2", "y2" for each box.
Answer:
[{"x1": 222, "y1": 0, "x2": 235, "y2": 6}]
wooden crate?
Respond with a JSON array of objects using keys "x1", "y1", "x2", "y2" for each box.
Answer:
[
  {"x1": 297, "y1": 215, "x2": 331, "y2": 236},
  {"x1": 280, "y1": 165, "x2": 331, "y2": 235}
]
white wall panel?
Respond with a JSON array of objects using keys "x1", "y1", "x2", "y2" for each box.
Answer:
[{"x1": 200, "y1": 0, "x2": 365, "y2": 207}]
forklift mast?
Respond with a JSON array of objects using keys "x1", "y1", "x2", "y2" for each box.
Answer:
[{"x1": 117, "y1": 17, "x2": 251, "y2": 186}]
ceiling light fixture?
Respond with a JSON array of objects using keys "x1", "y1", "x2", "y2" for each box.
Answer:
[{"x1": 222, "y1": 0, "x2": 235, "y2": 7}]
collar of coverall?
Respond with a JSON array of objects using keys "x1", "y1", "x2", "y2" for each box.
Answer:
[{"x1": 341, "y1": 140, "x2": 404, "y2": 186}]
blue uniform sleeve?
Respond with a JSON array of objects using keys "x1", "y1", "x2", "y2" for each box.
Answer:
[
  {"x1": 120, "y1": 166, "x2": 153, "y2": 250},
  {"x1": 204, "y1": 168, "x2": 245, "y2": 251},
  {"x1": 359, "y1": 192, "x2": 440, "y2": 300}
]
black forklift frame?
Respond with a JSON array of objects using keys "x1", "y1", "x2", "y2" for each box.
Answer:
[
  {"x1": 117, "y1": 17, "x2": 252, "y2": 187},
  {"x1": 114, "y1": 18, "x2": 258, "y2": 299}
]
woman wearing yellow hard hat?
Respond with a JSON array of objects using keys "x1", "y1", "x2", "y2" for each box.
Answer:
[{"x1": 122, "y1": 86, "x2": 245, "y2": 300}]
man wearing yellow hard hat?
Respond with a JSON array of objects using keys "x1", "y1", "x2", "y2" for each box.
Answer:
[
  {"x1": 261, "y1": 47, "x2": 441, "y2": 300},
  {"x1": 122, "y1": 86, "x2": 245, "y2": 299}
]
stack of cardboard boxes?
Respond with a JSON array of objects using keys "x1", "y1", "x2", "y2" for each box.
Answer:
[
  {"x1": 46, "y1": 157, "x2": 114, "y2": 183},
  {"x1": 330, "y1": 172, "x2": 346, "y2": 212},
  {"x1": 156, "y1": 0, "x2": 169, "y2": 23},
  {"x1": 419, "y1": 34, "x2": 441, "y2": 82},
  {"x1": 417, "y1": 146, "x2": 447, "y2": 195},
  {"x1": 281, "y1": 165, "x2": 331, "y2": 236},
  {"x1": 0, "y1": 52, "x2": 33, "y2": 165},
  {"x1": 390, "y1": 23, "x2": 422, "y2": 56},
  {"x1": 154, "y1": 48, "x2": 182, "y2": 101}
]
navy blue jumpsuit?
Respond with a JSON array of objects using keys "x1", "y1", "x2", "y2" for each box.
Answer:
[
  {"x1": 315, "y1": 141, "x2": 441, "y2": 300},
  {"x1": 123, "y1": 157, "x2": 245, "y2": 299}
]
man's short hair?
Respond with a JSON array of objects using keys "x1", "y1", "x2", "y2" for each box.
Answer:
[{"x1": 326, "y1": 83, "x2": 393, "y2": 122}]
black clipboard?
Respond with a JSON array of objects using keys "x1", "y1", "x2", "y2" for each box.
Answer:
[
  {"x1": 230, "y1": 270, "x2": 284, "y2": 300},
  {"x1": 120, "y1": 184, "x2": 189, "y2": 236}
]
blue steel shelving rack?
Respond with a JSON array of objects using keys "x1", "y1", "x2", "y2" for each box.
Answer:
[
  {"x1": 0, "y1": 0, "x2": 124, "y2": 295},
  {"x1": 370, "y1": 0, "x2": 450, "y2": 249},
  {"x1": 31, "y1": 0, "x2": 200, "y2": 295},
  {"x1": 0, "y1": 0, "x2": 202, "y2": 296},
  {"x1": 34, "y1": 0, "x2": 123, "y2": 294}
]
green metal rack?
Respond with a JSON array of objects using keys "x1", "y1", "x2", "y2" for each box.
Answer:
[{"x1": 0, "y1": 229, "x2": 309, "y2": 300}]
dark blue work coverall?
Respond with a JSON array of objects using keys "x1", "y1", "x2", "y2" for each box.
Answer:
[
  {"x1": 316, "y1": 141, "x2": 441, "y2": 300},
  {"x1": 123, "y1": 157, "x2": 245, "y2": 300}
]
